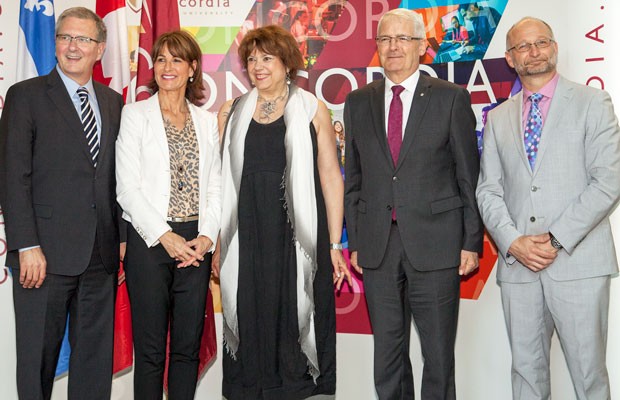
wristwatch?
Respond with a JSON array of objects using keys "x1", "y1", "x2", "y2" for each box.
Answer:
[
  {"x1": 329, "y1": 243, "x2": 343, "y2": 250},
  {"x1": 549, "y1": 233, "x2": 563, "y2": 250}
]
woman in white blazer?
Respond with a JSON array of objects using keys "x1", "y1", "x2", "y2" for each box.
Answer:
[{"x1": 115, "y1": 31, "x2": 221, "y2": 400}]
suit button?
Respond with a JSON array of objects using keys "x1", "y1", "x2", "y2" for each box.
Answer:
[
  {"x1": 91, "y1": 204, "x2": 96, "y2": 209},
  {"x1": 392, "y1": 176, "x2": 398, "y2": 181},
  {"x1": 531, "y1": 186, "x2": 538, "y2": 192},
  {"x1": 387, "y1": 205, "x2": 392, "y2": 210},
  {"x1": 530, "y1": 216, "x2": 536, "y2": 222}
]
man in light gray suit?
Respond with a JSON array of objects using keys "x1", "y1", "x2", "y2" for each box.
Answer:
[{"x1": 477, "y1": 17, "x2": 620, "y2": 399}]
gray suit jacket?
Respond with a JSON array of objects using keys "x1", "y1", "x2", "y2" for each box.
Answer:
[
  {"x1": 344, "y1": 74, "x2": 483, "y2": 270},
  {"x1": 0, "y1": 68, "x2": 125, "y2": 276},
  {"x1": 476, "y1": 76, "x2": 620, "y2": 283}
]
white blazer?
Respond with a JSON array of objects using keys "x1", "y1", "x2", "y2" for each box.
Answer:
[{"x1": 116, "y1": 93, "x2": 221, "y2": 249}]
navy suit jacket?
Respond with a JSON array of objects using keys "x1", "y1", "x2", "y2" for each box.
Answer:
[{"x1": 0, "y1": 68, "x2": 124, "y2": 275}]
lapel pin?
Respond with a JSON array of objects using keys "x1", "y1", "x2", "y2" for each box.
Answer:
[{"x1": 420, "y1": 93, "x2": 425, "y2": 97}]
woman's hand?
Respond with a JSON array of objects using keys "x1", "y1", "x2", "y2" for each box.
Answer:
[
  {"x1": 180, "y1": 235, "x2": 213, "y2": 268},
  {"x1": 331, "y1": 249, "x2": 352, "y2": 291},
  {"x1": 211, "y1": 237, "x2": 221, "y2": 278},
  {"x1": 159, "y1": 231, "x2": 203, "y2": 268}
]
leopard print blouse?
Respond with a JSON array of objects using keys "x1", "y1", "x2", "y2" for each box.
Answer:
[{"x1": 164, "y1": 113, "x2": 200, "y2": 218}]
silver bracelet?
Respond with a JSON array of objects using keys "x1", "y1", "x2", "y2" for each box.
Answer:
[{"x1": 330, "y1": 243, "x2": 343, "y2": 250}]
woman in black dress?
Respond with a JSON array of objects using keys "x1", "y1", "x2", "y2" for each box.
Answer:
[{"x1": 215, "y1": 25, "x2": 352, "y2": 399}]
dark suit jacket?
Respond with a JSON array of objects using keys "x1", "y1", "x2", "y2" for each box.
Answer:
[
  {"x1": 0, "y1": 68, "x2": 124, "y2": 275},
  {"x1": 344, "y1": 74, "x2": 483, "y2": 270}
]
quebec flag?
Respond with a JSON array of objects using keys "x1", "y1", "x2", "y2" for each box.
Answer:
[{"x1": 17, "y1": 0, "x2": 56, "y2": 81}]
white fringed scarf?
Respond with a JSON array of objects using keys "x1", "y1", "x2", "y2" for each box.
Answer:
[{"x1": 219, "y1": 84, "x2": 321, "y2": 380}]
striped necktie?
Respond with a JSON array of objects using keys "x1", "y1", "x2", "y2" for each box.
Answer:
[{"x1": 77, "y1": 87, "x2": 99, "y2": 167}]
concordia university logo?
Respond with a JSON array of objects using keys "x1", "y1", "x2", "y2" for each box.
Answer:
[{"x1": 24, "y1": 0, "x2": 54, "y2": 16}]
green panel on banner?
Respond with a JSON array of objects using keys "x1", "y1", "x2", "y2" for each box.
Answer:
[{"x1": 192, "y1": 26, "x2": 240, "y2": 54}]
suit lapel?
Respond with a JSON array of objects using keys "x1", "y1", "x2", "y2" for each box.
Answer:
[
  {"x1": 396, "y1": 75, "x2": 431, "y2": 170},
  {"x1": 532, "y1": 77, "x2": 571, "y2": 176},
  {"x1": 369, "y1": 80, "x2": 393, "y2": 168},
  {"x1": 46, "y1": 70, "x2": 96, "y2": 165},
  {"x1": 507, "y1": 92, "x2": 532, "y2": 174},
  {"x1": 146, "y1": 93, "x2": 170, "y2": 162}
]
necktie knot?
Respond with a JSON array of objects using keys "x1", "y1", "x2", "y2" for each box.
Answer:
[
  {"x1": 529, "y1": 92, "x2": 543, "y2": 104},
  {"x1": 391, "y1": 85, "x2": 405, "y2": 97},
  {"x1": 77, "y1": 87, "x2": 88, "y2": 99}
]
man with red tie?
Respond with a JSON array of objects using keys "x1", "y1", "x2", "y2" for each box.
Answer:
[{"x1": 344, "y1": 8, "x2": 483, "y2": 399}]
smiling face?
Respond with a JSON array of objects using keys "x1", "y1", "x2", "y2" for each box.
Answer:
[
  {"x1": 247, "y1": 47, "x2": 288, "y2": 97},
  {"x1": 505, "y1": 19, "x2": 558, "y2": 79},
  {"x1": 55, "y1": 16, "x2": 105, "y2": 85},
  {"x1": 153, "y1": 44, "x2": 196, "y2": 95},
  {"x1": 334, "y1": 121, "x2": 343, "y2": 133},
  {"x1": 377, "y1": 15, "x2": 426, "y2": 84}
]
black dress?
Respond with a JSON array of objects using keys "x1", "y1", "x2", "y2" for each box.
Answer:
[{"x1": 222, "y1": 116, "x2": 336, "y2": 399}]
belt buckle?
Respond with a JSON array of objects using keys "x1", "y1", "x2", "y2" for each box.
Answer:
[{"x1": 166, "y1": 215, "x2": 199, "y2": 223}]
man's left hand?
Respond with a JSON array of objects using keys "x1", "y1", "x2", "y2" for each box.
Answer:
[{"x1": 459, "y1": 250, "x2": 479, "y2": 276}]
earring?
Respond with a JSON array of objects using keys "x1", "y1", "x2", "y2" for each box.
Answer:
[
  {"x1": 286, "y1": 72, "x2": 291, "y2": 85},
  {"x1": 189, "y1": 76, "x2": 194, "y2": 83}
]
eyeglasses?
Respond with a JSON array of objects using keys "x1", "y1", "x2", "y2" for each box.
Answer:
[
  {"x1": 56, "y1": 34, "x2": 100, "y2": 47},
  {"x1": 507, "y1": 38, "x2": 554, "y2": 53},
  {"x1": 375, "y1": 35, "x2": 423, "y2": 46}
]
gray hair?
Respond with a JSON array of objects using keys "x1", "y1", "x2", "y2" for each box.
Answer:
[
  {"x1": 377, "y1": 8, "x2": 425, "y2": 38},
  {"x1": 56, "y1": 7, "x2": 107, "y2": 43},
  {"x1": 505, "y1": 17, "x2": 555, "y2": 51}
]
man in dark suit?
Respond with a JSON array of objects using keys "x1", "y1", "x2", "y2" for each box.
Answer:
[
  {"x1": 344, "y1": 8, "x2": 483, "y2": 399},
  {"x1": 0, "y1": 7, "x2": 124, "y2": 400}
]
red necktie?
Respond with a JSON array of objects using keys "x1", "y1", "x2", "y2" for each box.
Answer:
[
  {"x1": 388, "y1": 85, "x2": 405, "y2": 166},
  {"x1": 388, "y1": 85, "x2": 404, "y2": 221}
]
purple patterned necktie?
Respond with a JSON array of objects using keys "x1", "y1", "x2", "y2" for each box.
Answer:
[
  {"x1": 524, "y1": 93, "x2": 543, "y2": 170},
  {"x1": 388, "y1": 85, "x2": 404, "y2": 220},
  {"x1": 388, "y1": 85, "x2": 405, "y2": 166}
]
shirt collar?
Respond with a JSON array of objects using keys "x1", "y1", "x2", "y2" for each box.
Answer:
[
  {"x1": 385, "y1": 70, "x2": 420, "y2": 95},
  {"x1": 523, "y1": 73, "x2": 559, "y2": 103},
  {"x1": 56, "y1": 65, "x2": 96, "y2": 97}
]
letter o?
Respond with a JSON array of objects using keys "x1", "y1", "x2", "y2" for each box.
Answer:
[
  {"x1": 315, "y1": 68, "x2": 358, "y2": 110},
  {"x1": 586, "y1": 76, "x2": 604, "y2": 90}
]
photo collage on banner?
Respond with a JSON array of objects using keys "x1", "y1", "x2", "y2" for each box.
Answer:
[{"x1": 1, "y1": 0, "x2": 619, "y2": 399}]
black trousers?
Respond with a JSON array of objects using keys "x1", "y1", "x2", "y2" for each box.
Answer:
[
  {"x1": 363, "y1": 224, "x2": 460, "y2": 400},
  {"x1": 12, "y1": 246, "x2": 116, "y2": 400},
  {"x1": 125, "y1": 221, "x2": 212, "y2": 400}
]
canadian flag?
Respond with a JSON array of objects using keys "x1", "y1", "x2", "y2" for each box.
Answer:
[
  {"x1": 93, "y1": 0, "x2": 130, "y2": 98},
  {"x1": 93, "y1": 1, "x2": 132, "y2": 375},
  {"x1": 135, "y1": 0, "x2": 180, "y2": 101}
]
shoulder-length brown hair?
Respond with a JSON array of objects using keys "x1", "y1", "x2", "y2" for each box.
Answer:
[
  {"x1": 238, "y1": 25, "x2": 304, "y2": 80},
  {"x1": 148, "y1": 30, "x2": 205, "y2": 103}
]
